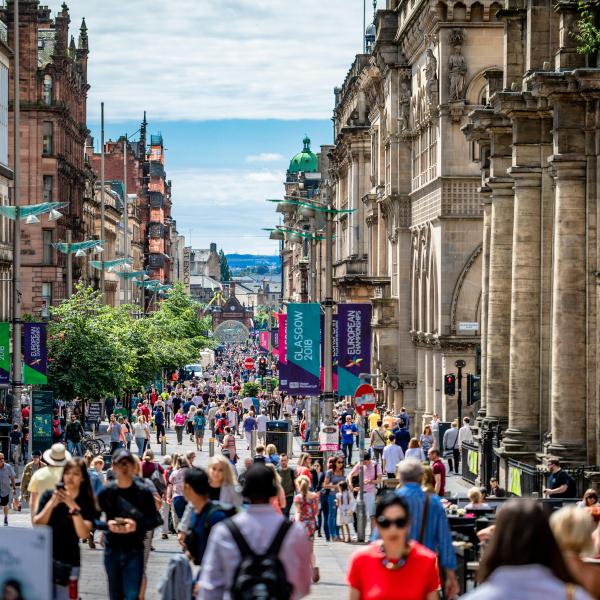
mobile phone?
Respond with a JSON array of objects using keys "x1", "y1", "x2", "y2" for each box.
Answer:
[
  {"x1": 114, "y1": 517, "x2": 125, "y2": 526},
  {"x1": 55, "y1": 482, "x2": 65, "y2": 491}
]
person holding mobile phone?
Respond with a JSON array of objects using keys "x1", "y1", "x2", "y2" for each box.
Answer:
[{"x1": 33, "y1": 457, "x2": 97, "y2": 599}]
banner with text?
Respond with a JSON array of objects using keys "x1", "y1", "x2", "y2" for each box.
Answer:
[
  {"x1": 286, "y1": 303, "x2": 321, "y2": 394},
  {"x1": 338, "y1": 303, "x2": 372, "y2": 396},
  {"x1": 32, "y1": 389, "x2": 53, "y2": 454},
  {"x1": 277, "y1": 313, "x2": 291, "y2": 393},
  {"x1": 259, "y1": 330, "x2": 270, "y2": 351},
  {"x1": 0, "y1": 322, "x2": 9, "y2": 384},
  {"x1": 320, "y1": 314, "x2": 338, "y2": 392},
  {"x1": 23, "y1": 322, "x2": 48, "y2": 385}
]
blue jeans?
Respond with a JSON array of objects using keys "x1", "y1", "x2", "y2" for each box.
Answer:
[
  {"x1": 342, "y1": 441, "x2": 353, "y2": 466},
  {"x1": 320, "y1": 492, "x2": 330, "y2": 540},
  {"x1": 326, "y1": 491, "x2": 338, "y2": 538},
  {"x1": 67, "y1": 440, "x2": 82, "y2": 457},
  {"x1": 104, "y1": 547, "x2": 144, "y2": 600},
  {"x1": 173, "y1": 495, "x2": 187, "y2": 520}
]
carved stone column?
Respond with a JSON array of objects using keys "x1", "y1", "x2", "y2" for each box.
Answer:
[
  {"x1": 504, "y1": 111, "x2": 544, "y2": 453},
  {"x1": 423, "y1": 346, "x2": 433, "y2": 428},
  {"x1": 479, "y1": 192, "x2": 491, "y2": 422},
  {"x1": 432, "y1": 348, "x2": 443, "y2": 417},
  {"x1": 415, "y1": 346, "x2": 426, "y2": 429},
  {"x1": 484, "y1": 126, "x2": 513, "y2": 427}
]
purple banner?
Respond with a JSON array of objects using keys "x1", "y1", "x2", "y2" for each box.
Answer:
[
  {"x1": 277, "y1": 313, "x2": 290, "y2": 393},
  {"x1": 338, "y1": 304, "x2": 372, "y2": 396},
  {"x1": 23, "y1": 322, "x2": 48, "y2": 385}
]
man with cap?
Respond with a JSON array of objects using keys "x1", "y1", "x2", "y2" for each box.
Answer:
[
  {"x1": 97, "y1": 448, "x2": 162, "y2": 600},
  {"x1": 28, "y1": 442, "x2": 71, "y2": 519},
  {"x1": 199, "y1": 464, "x2": 312, "y2": 600},
  {"x1": 19, "y1": 449, "x2": 45, "y2": 508}
]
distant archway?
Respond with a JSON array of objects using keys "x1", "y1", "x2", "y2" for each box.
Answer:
[{"x1": 213, "y1": 320, "x2": 250, "y2": 344}]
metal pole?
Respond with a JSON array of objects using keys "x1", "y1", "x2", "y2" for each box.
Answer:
[
  {"x1": 455, "y1": 359, "x2": 465, "y2": 423},
  {"x1": 123, "y1": 135, "x2": 128, "y2": 305},
  {"x1": 356, "y1": 414, "x2": 366, "y2": 542},
  {"x1": 100, "y1": 103, "x2": 105, "y2": 302},
  {"x1": 322, "y1": 197, "x2": 334, "y2": 427},
  {"x1": 11, "y1": 0, "x2": 22, "y2": 427},
  {"x1": 66, "y1": 228, "x2": 72, "y2": 297}
]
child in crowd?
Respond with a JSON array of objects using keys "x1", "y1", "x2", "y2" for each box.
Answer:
[{"x1": 336, "y1": 480, "x2": 356, "y2": 543}]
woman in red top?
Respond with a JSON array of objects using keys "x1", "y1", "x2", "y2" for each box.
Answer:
[
  {"x1": 347, "y1": 494, "x2": 440, "y2": 600},
  {"x1": 296, "y1": 452, "x2": 312, "y2": 480}
]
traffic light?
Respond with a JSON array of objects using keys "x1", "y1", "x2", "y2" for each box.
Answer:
[
  {"x1": 467, "y1": 373, "x2": 481, "y2": 405},
  {"x1": 444, "y1": 373, "x2": 456, "y2": 396}
]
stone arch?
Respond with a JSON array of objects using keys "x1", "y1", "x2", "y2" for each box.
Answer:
[
  {"x1": 213, "y1": 320, "x2": 250, "y2": 344},
  {"x1": 489, "y1": 2, "x2": 502, "y2": 21},
  {"x1": 436, "y1": 1, "x2": 448, "y2": 21},
  {"x1": 450, "y1": 243, "x2": 483, "y2": 334},
  {"x1": 451, "y1": 1, "x2": 467, "y2": 21},
  {"x1": 470, "y1": 2, "x2": 484, "y2": 21},
  {"x1": 465, "y1": 69, "x2": 495, "y2": 105}
]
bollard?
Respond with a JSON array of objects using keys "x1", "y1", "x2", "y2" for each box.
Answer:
[
  {"x1": 287, "y1": 431, "x2": 294, "y2": 458},
  {"x1": 160, "y1": 434, "x2": 166, "y2": 456},
  {"x1": 209, "y1": 437, "x2": 215, "y2": 457},
  {"x1": 250, "y1": 430, "x2": 257, "y2": 456}
]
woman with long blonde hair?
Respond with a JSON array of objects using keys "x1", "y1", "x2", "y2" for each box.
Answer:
[
  {"x1": 294, "y1": 474, "x2": 320, "y2": 582},
  {"x1": 207, "y1": 455, "x2": 242, "y2": 506}
]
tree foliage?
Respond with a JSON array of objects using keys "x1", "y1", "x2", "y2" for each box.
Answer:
[
  {"x1": 47, "y1": 283, "x2": 213, "y2": 401},
  {"x1": 219, "y1": 249, "x2": 233, "y2": 282},
  {"x1": 575, "y1": 1, "x2": 600, "y2": 55}
]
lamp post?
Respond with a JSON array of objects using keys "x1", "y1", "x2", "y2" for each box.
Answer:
[
  {"x1": 53, "y1": 239, "x2": 104, "y2": 296},
  {"x1": 100, "y1": 102, "x2": 105, "y2": 302},
  {"x1": 11, "y1": 0, "x2": 21, "y2": 425}
]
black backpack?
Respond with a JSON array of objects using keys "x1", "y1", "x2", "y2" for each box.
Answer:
[{"x1": 226, "y1": 519, "x2": 293, "y2": 600}]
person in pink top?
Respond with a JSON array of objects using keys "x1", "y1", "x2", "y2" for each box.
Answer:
[{"x1": 174, "y1": 408, "x2": 186, "y2": 445}]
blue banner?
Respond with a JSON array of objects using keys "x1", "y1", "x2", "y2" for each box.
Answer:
[
  {"x1": 338, "y1": 304, "x2": 372, "y2": 396},
  {"x1": 286, "y1": 303, "x2": 321, "y2": 394}
]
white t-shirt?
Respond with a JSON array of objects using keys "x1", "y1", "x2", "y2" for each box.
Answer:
[
  {"x1": 382, "y1": 444, "x2": 405, "y2": 475},
  {"x1": 256, "y1": 414, "x2": 268, "y2": 432},
  {"x1": 242, "y1": 397, "x2": 253, "y2": 411}
]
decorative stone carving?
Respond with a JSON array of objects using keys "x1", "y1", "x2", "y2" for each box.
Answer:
[
  {"x1": 448, "y1": 29, "x2": 467, "y2": 102},
  {"x1": 425, "y1": 49, "x2": 438, "y2": 106},
  {"x1": 399, "y1": 71, "x2": 411, "y2": 132}
]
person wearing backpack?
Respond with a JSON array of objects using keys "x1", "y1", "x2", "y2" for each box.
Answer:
[
  {"x1": 199, "y1": 463, "x2": 312, "y2": 600},
  {"x1": 181, "y1": 467, "x2": 228, "y2": 568}
]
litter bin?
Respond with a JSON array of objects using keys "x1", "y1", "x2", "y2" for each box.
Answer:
[
  {"x1": 266, "y1": 420, "x2": 289, "y2": 455},
  {"x1": 437, "y1": 421, "x2": 451, "y2": 451}
]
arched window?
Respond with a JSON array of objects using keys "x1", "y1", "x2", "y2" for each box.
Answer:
[{"x1": 43, "y1": 75, "x2": 52, "y2": 105}]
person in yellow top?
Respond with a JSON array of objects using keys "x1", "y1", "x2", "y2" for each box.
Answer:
[
  {"x1": 383, "y1": 410, "x2": 396, "y2": 430},
  {"x1": 27, "y1": 443, "x2": 71, "y2": 519},
  {"x1": 367, "y1": 408, "x2": 380, "y2": 434}
]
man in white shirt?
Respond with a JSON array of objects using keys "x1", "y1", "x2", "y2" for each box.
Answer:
[
  {"x1": 242, "y1": 396, "x2": 254, "y2": 412},
  {"x1": 457, "y1": 416, "x2": 474, "y2": 450},
  {"x1": 199, "y1": 465, "x2": 311, "y2": 599},
  {"x1": 382, "y1": 435, "x2": 405, "y2": 478},
  {"x1": 256, "y1": 409, "x2": 268, "y2": 445}
]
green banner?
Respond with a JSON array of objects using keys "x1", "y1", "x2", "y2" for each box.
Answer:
[
  {"x1": 0, "y1": 322, "x2": 9, "y2": 384},
  {"x1": 32, "y1": 390, "x2": 53, "y2": 454},
  {"x1": 508, "y1": 466, "x2": 522, "y2": 496}
]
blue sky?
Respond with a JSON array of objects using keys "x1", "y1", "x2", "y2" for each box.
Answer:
[{"x1": 46, "y1": 0, "x2": 377, "y2": 253}]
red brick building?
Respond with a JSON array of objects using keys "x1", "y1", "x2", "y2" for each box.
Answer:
[{"x1": 2, "y1": 1, "x2": 89, "y2": 316}]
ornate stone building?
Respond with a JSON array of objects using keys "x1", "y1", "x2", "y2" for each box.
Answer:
[
  {"x1": 462, "y1": 0, "x2": 600, "y2": 480},
  {"x1": 4, "y1": 1, "x2": 89, "y2": 315},
  {"x1": 328, "y1": 1, "x2": 503, "y2": 427}
]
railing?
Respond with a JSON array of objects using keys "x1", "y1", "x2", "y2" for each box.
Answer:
[
  {"x1": 461, "y1": 442, "x2": 479, "y2": 485},
  {"x1": 506, "y1": 458, "x2": 542, "y2": 497},
  {"x1": 564, "y1": 465, "x2": 600, "y2": 498}
]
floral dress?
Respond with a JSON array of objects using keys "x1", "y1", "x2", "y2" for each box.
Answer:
[{"x1": 294, "y1": 492, "x2": 319, "y2": 538}]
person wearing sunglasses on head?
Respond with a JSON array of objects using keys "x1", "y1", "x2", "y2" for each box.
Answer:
[{"x1": 347, "y1": 493, "x2": 440, "y2": 600}]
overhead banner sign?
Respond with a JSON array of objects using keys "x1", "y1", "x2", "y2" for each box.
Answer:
[
  {"x1": 23, "y1": 322, "x2": 48, "y2": 385},
  {"x1": 259, "y1": 330, "x2": 270, "y2": 351},
  {"x1": 320, "y1": 314, "x2": 338, "y2": 392},
  {"x1": 286, "y1": 303, "x2": 321, "y2": 395},
  {"x1": 338, "y1": 303, "x2": 372, "y2": 396},
  {"x1": 0, "y1": 322, "x2": 9, "y2": 384},
  {"x1": 277, "y1": 313, "x2": 290, "y2": 393}
]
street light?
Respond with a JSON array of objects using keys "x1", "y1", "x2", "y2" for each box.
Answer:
[{"x1": 53, "y1": 239, "x2": 105, "y2": 296}]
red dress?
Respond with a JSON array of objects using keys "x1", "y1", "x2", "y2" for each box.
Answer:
[{"x1": 294, "y1": 492, "x2": 319, "y2": 538}]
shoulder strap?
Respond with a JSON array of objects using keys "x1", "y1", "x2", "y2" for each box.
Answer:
[
  {"x1": 266, "y1": 519, "x2": 292, "y2": 556},
  {"x1": 419, "y1": 492, "x2": 431, "y2": 544},
  {"x1": 565, "y1": 583, "x2": 576, "y2": 600},
  {"x1": 225, "y1": 519, "x2": 254, "y2": 558}
]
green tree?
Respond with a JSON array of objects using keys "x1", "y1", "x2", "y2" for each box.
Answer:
[
  {"x1": 575, "y1": 1, "x2": 600, "y2": 55},
  {"x1": 48, "y1": 286, "x2": 131, "y2": 401},
  {"x1": 219, "y1": 249, "x2": 233, "y2": 282}
]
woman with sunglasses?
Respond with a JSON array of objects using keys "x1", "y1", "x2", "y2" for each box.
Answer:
[
  {"x1": 324, "y1": 455, "x2": 346, "y2": 541},
  {"x1": 347, "y1": 494, "x2": 440, "y2": 600}
]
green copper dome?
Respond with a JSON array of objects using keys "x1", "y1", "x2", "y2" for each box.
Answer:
[{"x1": 288, "y1": 136, "x2": 318, "y2": 173}]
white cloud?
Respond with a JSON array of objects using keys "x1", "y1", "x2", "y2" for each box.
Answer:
[
  {"x1": 169, "y1": 167, "x2": 284, "y2": 253},
  {"x1": 44, "y1": 0, "x2": 368, "y2": 121},
  {"x1": 246, "y1": 153, "x2": 284, "y2": 163}
]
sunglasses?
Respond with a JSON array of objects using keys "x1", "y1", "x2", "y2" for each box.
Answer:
[{"x1": 377, "y1": 516, "x2": 408, "y2": 529}]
